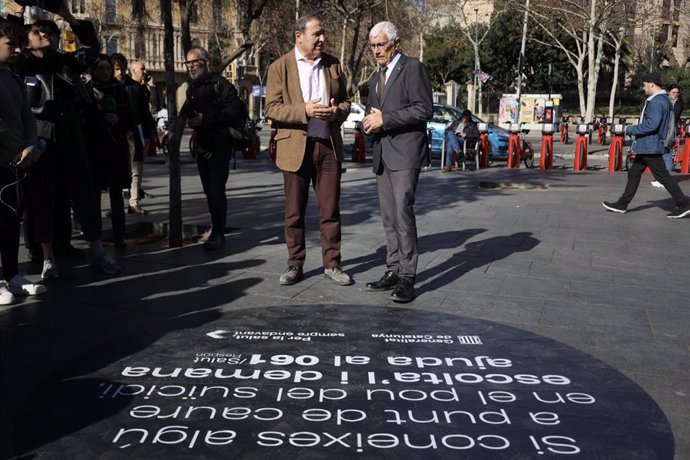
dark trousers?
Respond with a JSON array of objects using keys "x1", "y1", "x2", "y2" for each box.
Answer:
[
  {"x1": 94, "y1": 187, "x2": 126, "y2": 242},
  {"x1": 0, "y1": 169, "x2": 21, "y2": 280},
  {"x1": 282, "y1": 139, "x2": 342, "y2": 268},
  {"x1": 196, "y1": 151, "x2": 230, "y2": 238},
  {"x1": 620, "y1": 154, "x2": 688, "y2": 208},
  {"x1": 25, "y1": 141, "x2": 101, "y2": 245},
  {"x1": 376, "y1": 161, "x2": 420, "y2": 280}
]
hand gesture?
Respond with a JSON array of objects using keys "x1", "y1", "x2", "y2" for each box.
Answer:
[
  {"x1": 363, "y1": 108, "x2": 383, "y2": 134},
  {"x1": 305, "y1": 98, "x2": 323, "y2": 118}
]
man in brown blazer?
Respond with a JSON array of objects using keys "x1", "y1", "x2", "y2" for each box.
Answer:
[{"x1": 264, "y1": 15, "x2": 352, "y2": 286}]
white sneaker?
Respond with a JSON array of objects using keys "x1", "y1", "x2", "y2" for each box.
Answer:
[
  {"x1": 8, "y1": 275, "x2": 47, "y2": 296},
  {"x1": 0, "y1": 281, "x2": 16, "y2": 305},
  {"x1": 92, "y1": 252, "x2": 121, "y2": 275},
  {"x1": 41, "y1": 258, "x2": 59, "y2": 279},
  {"x1": 651, "y1": 181, "x2": 663, "y2": 188}
]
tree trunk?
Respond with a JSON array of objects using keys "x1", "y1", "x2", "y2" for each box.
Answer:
[
  {"x1": 608, "y1": 32, "x2": 624, "y2": 122},
  {"x1": 585, "y1": 29, "x2": 605, "y2": 123},
  {"x1": 179, "y1": 0, "x2": 194, "y2": 55},
  {"x1": 161, "y1": 0, "x2": 183, "y2": 247},
  {"x1": 576, "y1": 62, "x2": 586, "y2": 119}
]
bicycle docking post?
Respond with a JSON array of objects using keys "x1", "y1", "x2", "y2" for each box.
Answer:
[
  {"x1": 478, "y1": 123, "x2": 490, "y2": 168},
  {"x1": 607, "y1": 124, "x2": 625, "y2": 172},
  {"x1": 573, "y1": 123, "x2": 589, "y2": 171},
  {"x1": 353, "y1": 129, "x2": 366, "y2": 163},
  {"x1": 681, "y1": 122, "x2": 690, "y2": 174},
  {"x1": 507, "y1": 123, "x2": 522, "y2": 169},
  {"x1": 540, "y1": 123, "x2": 554, "y2": 169}
]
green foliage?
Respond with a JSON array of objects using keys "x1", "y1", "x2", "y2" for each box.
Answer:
[
  {"x1": 479, "y1": 9, "x2": 576, "y2": 94},
  {"x1": 423, "y1": 26, "x2": 471, "y2": 91}
]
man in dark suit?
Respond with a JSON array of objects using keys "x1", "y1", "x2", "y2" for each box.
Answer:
[
  {"x1": 265, "y1": 15, "x2": 352, "y2": 286},
  {"x1": 363, "y1": 21, "x2": 433, "y2": 302}
]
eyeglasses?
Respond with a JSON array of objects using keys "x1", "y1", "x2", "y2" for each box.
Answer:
[
  {"x1": 369, "y1": 41, "x2": 391, "y2": 50},
  {"x1": 184, "y1": 59, "x2": 206, "y2": 68}
]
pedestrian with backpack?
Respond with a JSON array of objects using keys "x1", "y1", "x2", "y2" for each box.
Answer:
[
  {"x1": 180, "y1": 46, "x2": 245, "y2": 249},
  {"x1": 603, "y1": 73, "x2": 690, "y2": 219}
]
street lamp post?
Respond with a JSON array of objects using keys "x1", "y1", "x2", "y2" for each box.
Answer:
[
  {"x1": 474, "y1": 8, "x2": 479, "y2": 114},
  {"x1": 515, "y1": 0, "x2": 530, "y2": 125}
]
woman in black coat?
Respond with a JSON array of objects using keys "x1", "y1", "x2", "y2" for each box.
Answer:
[{"x1": 84, "y1": 54, "x2": 133, "y2": 248}]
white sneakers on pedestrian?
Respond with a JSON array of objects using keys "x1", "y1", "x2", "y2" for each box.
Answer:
[
  {"x1": 0, "y1": 276, "x2": 47, "y2": 306},
  {"x1": 651, "y1": 180, "x2": 663, "y2": 188},
  {"x1": 8, "y1": 275, "x2": 47, "y2": 296},
  {"x1": 0, "y1": 281, "x2": 15, "y2": 306}
]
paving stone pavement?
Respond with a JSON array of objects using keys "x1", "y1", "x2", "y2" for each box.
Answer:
[{"x1": 1, "y1": 143, "x2": 688, "y2": 459}]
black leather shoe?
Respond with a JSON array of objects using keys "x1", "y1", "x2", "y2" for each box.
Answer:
[
  {"x1": 389, "y1": 278, "x2": 415, "y2": 303},
  {"x1": 366, "y1": 271, "x2": 399, "y2": 291}
]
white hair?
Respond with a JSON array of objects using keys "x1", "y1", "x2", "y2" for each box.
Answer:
[{"x1": 369, "y1": 21, "x2": 398, "y2": 41}]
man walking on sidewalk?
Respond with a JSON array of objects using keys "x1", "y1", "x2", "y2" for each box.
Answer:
[{"x1": 603, "y1": 73, "x2": 690, "y2": 219}]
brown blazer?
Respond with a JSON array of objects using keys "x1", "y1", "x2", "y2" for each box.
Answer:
[{"x1": 264, "y1": 50, "x2": 350, "y2": 172}]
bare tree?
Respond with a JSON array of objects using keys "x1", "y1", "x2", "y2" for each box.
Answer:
[
  {"x1": 179, "y1": 0, "x2": 197, "y2": 54},
  {"x1": 444, "y1": 1, "x2": 505, "y2": 115},
  {"x1": 324, "y1": 0, "x2": 383, "y2": 96},
  {"x1": 528, "y1": 0, "x2": 627, "y2": 121},
  {"x1": 607, "y1": 25, "x2": 627, "y2": 122}
]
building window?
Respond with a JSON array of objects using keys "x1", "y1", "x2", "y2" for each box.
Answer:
[
  {"x1": 190, "y1": 3, "x2": 199, "y2": 23},
  {"x1": 106, "y1": 37, "x2": 118, "y2": 55},
  {"x1": 105, "y1": 0, "x2": 116, "y2": 22},
  {"x1": 71, "y1": 0, "x2": 85, "y2": 13},
  {"x1": 212, "y1": 0, "x2": 222, "y2": 27}
]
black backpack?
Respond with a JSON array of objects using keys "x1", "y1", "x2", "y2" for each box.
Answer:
[{"x1": 214, "y1": 78, "x2": 250, "y2": 149}]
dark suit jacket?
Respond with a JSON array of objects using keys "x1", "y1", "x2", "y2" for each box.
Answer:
[
  {"x1": 672, "y1": 97, "x2": 683, "y2": 123},
  {"x1": 367, "y1": 53, "x2": 433, "y2": 172},
  {"x1": 264, "y1": 51, "x2": 350, "y2": 172}
]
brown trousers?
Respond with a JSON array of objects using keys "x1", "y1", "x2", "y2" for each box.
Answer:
[{"x1": 283, "y1": 139, "x2": 342, "y2": 269}]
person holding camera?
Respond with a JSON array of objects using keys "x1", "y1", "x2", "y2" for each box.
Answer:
[
  {"x1": 13, "y1": 1, "x2": 121, "y2": 277},
  {"x1": 0, "y1": 19, "x2": 47, "y2": 305}
]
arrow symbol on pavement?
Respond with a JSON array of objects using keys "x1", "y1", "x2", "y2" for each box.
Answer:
[{"x1": 207, "y1": 330, "x2": 230, "y2": 339}]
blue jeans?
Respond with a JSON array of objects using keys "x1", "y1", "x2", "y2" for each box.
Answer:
[{"x1": 444, "y1": 130, "x2": 464, "y2": 166}]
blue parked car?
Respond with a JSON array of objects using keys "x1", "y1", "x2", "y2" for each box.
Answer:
[{"x1": 427, "y1": 103, "x2": 509, "y2": 160}]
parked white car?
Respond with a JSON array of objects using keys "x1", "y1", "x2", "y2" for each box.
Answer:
[{"x1": 342, "y1": 102, "x2": 366, "y2": 131}]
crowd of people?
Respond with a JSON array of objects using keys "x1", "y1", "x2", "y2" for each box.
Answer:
[{"x1": 0, "y1": 5, "x2": 159, "y2": 305}]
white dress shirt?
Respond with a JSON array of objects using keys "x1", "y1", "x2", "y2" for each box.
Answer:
[{"x1": 295, "y1": 47, "x2": 330, "y2": 139}]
